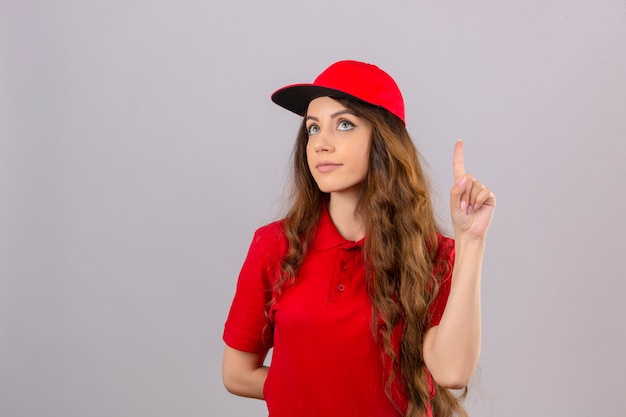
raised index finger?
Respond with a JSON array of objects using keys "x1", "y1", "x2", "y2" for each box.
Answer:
[{"x1": 453, "y1": 139, "x2": 465, "y2": 181}]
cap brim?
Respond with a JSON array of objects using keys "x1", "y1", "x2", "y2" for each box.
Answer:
[{"x1": 271, "y1": 85, "x2": 357, "y2": 117}]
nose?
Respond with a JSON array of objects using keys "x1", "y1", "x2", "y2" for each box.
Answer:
[{"x1": 311, "y1": 128, "x2": 334, "y2": 153}]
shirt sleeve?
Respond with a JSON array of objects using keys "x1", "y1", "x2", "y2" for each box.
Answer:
[
  {"x1": 427, "y1": 235, "x2": 455, "y2": 328},
  {"x1": 223, "y1": 222, "x2": 286, "y2": 353}
]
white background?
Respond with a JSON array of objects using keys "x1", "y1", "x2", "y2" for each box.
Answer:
[{"x1": 2, "y1": 1, "x2": 625, "y2": 416}]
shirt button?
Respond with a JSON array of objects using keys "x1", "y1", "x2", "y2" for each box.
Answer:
[
  {"x1": 340, "y1": 263, "x2": 348, "y2": 271},
  {"x1": 338, "y1": 284, "x2": 346, "y2": 292}
]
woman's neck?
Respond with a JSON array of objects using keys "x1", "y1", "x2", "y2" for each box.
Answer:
[{"x1": 327, "y1": 191, "x2": 365, "y2": 242}]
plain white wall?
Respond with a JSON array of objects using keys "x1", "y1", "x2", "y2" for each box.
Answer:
[{"x1": 1, "y1": 1, "x2": 625, "y2": 416}]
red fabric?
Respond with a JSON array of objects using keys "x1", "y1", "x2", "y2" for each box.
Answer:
[
  {"x1": 271, "y1": 60, "x2": 406, "y2": 124},
  {"x1": 223, "y1": 205, "x2": 454, "y2": 417}
]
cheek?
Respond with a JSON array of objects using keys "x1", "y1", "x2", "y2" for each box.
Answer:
[
  {"x1": 306, "y1": 143, "x2": 316, "y2": 172},
  {"x1": 358, "y1": 147, "x2": 371, "y2": 175}
]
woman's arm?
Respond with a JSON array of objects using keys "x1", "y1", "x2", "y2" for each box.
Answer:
[
  {"x1": 222, "y1": 345, "x2": 269, "y2": 399},
  {"x1": 423, "y1": 140, "x2": 495, "y2": 389},
  {"x1": 423, "y1": 238, "x2": 484, "y2": 388}
]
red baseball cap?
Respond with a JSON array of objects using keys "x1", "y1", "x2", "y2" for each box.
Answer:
[{"x1": 271, "y1": 60, "x2": 406, "y2": 125}]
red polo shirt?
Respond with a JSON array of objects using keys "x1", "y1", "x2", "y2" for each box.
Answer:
[{"x1": 223, "y1": 205, "x2": 454, "y2": 417}]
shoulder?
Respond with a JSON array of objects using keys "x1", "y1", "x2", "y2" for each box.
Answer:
[
  {"x1": 252, "y1": 220, "x2": 287, "y2": 244},
  {"x1": 436, "y1": 234, "x2": 454, "y2": 257},
  {"x1": 248, "y1": 220, "x2": 289, "y2": 260},
  {"x1": 236, "y1": 220, "x2": 289, "y2": 288},
  {"x1": 434, "y1": 233, "x2": 455, "y2": 273},
  {"x1": 437, "y1": 233, "x2": 454, "y2": 255}
]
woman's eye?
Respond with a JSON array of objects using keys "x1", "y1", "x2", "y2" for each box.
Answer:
[
  {"x1": 338, "y1": 120, "x2": 354, "y2": 131},
  {"x1": 307, "y1": 125, "x2": 320, "y2": 135}
]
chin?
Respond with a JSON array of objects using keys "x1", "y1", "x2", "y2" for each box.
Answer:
[
  {"x1": 315, "y1": 182, "x2": 363, "y2": 196},
  {"x1": 316, "y1": 186, "x2": 334, "y2": 194}
]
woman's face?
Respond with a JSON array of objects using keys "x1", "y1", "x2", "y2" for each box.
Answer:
[{"x1": 305, "y1": 97, "x2": 372, "y2": 196}]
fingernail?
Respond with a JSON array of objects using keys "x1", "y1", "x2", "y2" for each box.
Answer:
[
  {"x1": 461, "y1": 200, "x2": 467, "y2": 211},
  {"x1": 457, "y1": 176, "x2": 467, "y2": 187}
]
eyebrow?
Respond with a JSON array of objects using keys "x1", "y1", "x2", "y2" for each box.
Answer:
[{"x1": 305, "y1": 109, "x2": 357, "y2": 122}]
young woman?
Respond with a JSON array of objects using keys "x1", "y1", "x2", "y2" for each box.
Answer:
[{"x1": 222, "y1": 60, "x2": 495, "y2": 417}]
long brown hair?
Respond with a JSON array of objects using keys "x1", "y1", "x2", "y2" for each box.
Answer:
[{"x1": 276, "y1": 97, "x2": 467, "y2": 417}]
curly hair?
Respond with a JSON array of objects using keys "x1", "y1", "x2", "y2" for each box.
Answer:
[{"x1": 274, "y1": 97, "x2": 467, "y2": 417}]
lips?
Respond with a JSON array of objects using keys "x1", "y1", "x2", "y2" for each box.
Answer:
[{"x1": 316, "y1": 162, "x2": 342, "y2": 173}]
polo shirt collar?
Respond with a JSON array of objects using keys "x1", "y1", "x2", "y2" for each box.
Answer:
[{"x1": 313, "y1": 203, "x2": 365, "y2": 251}]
